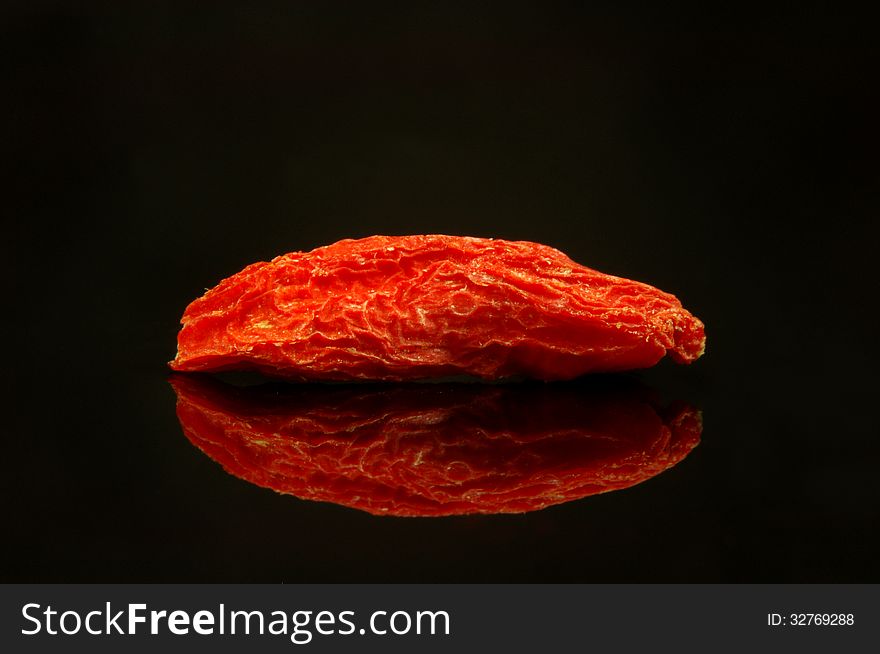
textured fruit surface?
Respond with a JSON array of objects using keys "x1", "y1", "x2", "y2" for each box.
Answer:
[
  {"x1": 171, "y1": 375, "x2": 701, "y2": 517},
  {"x1": 170, "y1": 235, "x2": 705, "y2": 381}
]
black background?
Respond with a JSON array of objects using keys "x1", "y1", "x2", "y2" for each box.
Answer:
[{"x1": 3, "y1": 1, "x2": 877, "y2": 582}]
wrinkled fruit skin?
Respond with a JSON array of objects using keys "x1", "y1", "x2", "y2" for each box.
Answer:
[
  {"x1": 171, "y1": 375, "x2": 701, "y2": 517},
  {"x1": 170, "y1": 235, "x2": 705, "y2": 381}
]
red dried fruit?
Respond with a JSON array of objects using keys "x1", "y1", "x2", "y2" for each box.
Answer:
[
  {"x1": 170, "y1": 375, "x2": 701, "y2": 517},
  {"x1": 170, "y1": 235, "x2": 705, "y2": 381}
]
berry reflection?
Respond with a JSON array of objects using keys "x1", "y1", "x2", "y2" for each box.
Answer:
[{"x1": 170, "y1": 375, "x2": 700, "y2": 517}]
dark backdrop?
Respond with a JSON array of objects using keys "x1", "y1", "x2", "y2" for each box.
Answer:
[{"x1": 3, "y1": 1, "x2": 876, "y2": 582}]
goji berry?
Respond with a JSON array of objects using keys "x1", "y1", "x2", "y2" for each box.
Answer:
[
  {"x1": 170, "y1": 375, "x2": 701, "y2": 516},
  {"x1": 170, "y1": 235, "x2": 705, "y2": 381}
]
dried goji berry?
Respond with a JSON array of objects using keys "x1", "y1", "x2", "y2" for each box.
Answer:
[
  {"x1": 170, "y1": 375, "x2": 701, "y2": 517},
  {"x1": 170, "y1": 235, "x2": 705, "y2": 381}
]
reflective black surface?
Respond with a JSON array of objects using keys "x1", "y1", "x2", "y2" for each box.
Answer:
[{"x1": 4, "y1": 2, "x2": 876, "y2": 581}]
